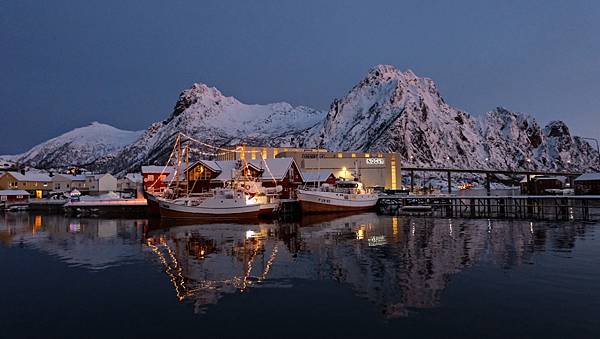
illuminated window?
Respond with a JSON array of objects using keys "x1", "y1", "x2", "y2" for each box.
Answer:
[
  {"x1": 273, "y1": 148, "x2": 279, "y2": 157},
  {"x1": 351, "y1": 153, "x2": 356, "y2": 158},
  {"x1": 365, "y1": 153, "x2": 370, "y2": 158},
  {"x1": 262, "y1": 148, "x2": 268, "y2": 159},
  {"x1": 337, "y1": 153, "x2": 343, "y2": 158},
  {"x1": 251, "y1": 149, "x2": 256, "y2": 160},
  {"x1": 391, "y1": 157, "x2": 397, "y2": 190}
]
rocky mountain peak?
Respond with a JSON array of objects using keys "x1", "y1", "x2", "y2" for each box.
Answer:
[{"x1": 545, "y1": 120, "x2": 571, "y2": 138}]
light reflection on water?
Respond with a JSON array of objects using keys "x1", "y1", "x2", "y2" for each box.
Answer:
[{"x1": 1, "y1": 212, "x2": 598, "y2": 321}]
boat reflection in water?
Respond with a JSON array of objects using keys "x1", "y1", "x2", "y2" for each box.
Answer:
[
  {"x1": 1, "y1": 211, "x2": 596, "y2": 319},
  {"x1": 144, "y1": 221, "x2": 286, "y2": 314},
  {"x1": 141, "y1": 212, "x2": 595, "y2": 317}
]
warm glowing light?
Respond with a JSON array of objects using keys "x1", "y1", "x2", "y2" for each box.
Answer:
[{"x1": 246, "y1": 230, "x2": 256, "y2": 239}]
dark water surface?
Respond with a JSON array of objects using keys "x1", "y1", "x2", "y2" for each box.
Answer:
[{"x1": 1, "y1": 212, "x2": 599, "y2": 338}]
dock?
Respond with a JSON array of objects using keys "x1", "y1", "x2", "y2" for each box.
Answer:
[{"x1": 377, "y1": 195, "x2": 600, "y2": 221}]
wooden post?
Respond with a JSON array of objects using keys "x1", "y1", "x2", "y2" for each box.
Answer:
[
  {"x1": 485, "y1": 173, "x2": 491, "y2": 196},
  {"x1": 410, "y1": 170, "x2": 414, "y2": 193},
  {"x1": 447, "y1": 171, "x2": 452, "y2": 194}
]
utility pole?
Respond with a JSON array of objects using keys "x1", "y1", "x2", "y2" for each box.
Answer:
[{"x1": 581, "y1": 137, "x2": 600, "y2": 170}]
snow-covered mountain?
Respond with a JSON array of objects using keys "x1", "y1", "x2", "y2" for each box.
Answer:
[
  {"x1": 2, "y1": 122, "x2": 142, "y2": 169},
  {"x1": 295, "y1": 65, "x2": 598, "y2": 171},
  {"x1": 103, "y1": 83, "x2": 325, "y2": 173},
  {"x1": 6, "y1": 65, "x2": 598, "y2": 173}
]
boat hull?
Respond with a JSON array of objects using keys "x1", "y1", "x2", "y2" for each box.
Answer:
[
  {"x1": 297, "y1": 190, "x2": 378, "y2": 214},
  {"x1": 145, "y1": 192, "x2": 161, "y2": 217},
  {"x1": 159, "y1": 200, "x2": 261, "y2": 220}
]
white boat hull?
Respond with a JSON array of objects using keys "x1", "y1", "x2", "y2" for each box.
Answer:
[
  {"x1": 159, "y1": 199, "x2": 261, "y2": 220},
  {"x1": 297, "y1": 190, "x2": 378, "y2": 213}
]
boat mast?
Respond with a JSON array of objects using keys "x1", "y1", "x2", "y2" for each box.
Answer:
[
  {"x1": 175, "y1": 134, "x2": 181, "y2": 196},
  {"x1": 185, "y1": 144, "x2": 189, "y2": 197}
]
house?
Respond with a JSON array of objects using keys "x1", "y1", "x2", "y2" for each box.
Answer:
[
  {"x1": 52, "y1": 174, "x2": 89, "y2": 193},
  {"x1": 118, "y1": 173, "x2": 143, "y2": 195},
  {"x1": 0, "y1": 171, "x2": 52, "y2": 198},
  {"x1": 0, "y1": 190, "x2": 30, "y2": 208},
  {"x1": 142, "y1": 166, "x2": 175, "y2": 193},
  {"x1": 184, "y1": 158, "x2": 304, "y2": 199},
  {"x1": 574, "y1": 173, "x2": 600, "y2": 195},
  {"x1": 301, "y1": 170, "x2": 336, "y2": 187},
  {"x1": 85, "y1": 173, "x2": 118, "y2": 193}
]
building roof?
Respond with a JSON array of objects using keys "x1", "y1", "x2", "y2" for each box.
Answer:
[
  {"x1": 0, "y1": 190, "x2": 30, "y2": 196},
  {"x1": 124, "y1": 173, "x2": 143, "y2": 183},
  {"x1": 302, "y1": 170, "x2": 335, "y2": 183},
  {"x1": 141, "y1": 165, "x2": 175, "y2": 174},
  {"x1": 575, "y1": 172, "x2": 600, "y2": 182},
  {"x1": 189, "y1": 158, "x2": 301, "y2": 182},
  {"x1": 4, "y1": 171, "x2": 51, "y2": 182},
  {"x1": 52, "y1": 174, "x2": 87, "y2": 181}
]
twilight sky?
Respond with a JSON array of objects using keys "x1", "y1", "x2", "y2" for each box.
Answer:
[{"x1": 1, "y1": 0, "x2": 599, "y2": 154}]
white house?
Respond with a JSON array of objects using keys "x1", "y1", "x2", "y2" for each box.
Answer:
[
  {"x1": 86, "y1": 173, "x2": 118, "y2": 193},
  {"x1": 52, "y1": 174, "x2": 89, "y2": 193},
  {"x1": 117, "y1": 173, "x2": 143, "y2": 191}
]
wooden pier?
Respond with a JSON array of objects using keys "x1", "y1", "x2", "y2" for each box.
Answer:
[{"x1": 377, "y1": 195, "x2": 600, "y2": 221}]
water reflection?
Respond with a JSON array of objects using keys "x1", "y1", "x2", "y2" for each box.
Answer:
[
  {"x1": 0, "y1": 213, "x2": 146, "y2": 269},
  {"x1": 0, "y1": 212, "x2": 597, "y2": 318}
]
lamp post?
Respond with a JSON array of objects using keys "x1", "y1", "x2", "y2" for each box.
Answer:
[{"x1": 581, "y1": 137, "x2": 600, "y2": 170}]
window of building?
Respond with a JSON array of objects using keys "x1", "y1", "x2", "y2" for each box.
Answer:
[
  {"x1": 365, "y1": 153, "x2": 370, "y2": 158},
  {"x1": 351, "y1": 153, "x2": 356, "y2": 158},
  {"x1": 337, "y1": 153, "x2": 343, "y2": 158},
  {"x1": 0, "y1": 196, "x2": 6, "y2": 201}
]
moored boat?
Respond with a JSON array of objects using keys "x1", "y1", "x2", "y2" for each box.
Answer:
[
  {"x1": 297, "y1": 180, "x2": 378, "y2": 213},
  {"x1": 158, "y1": 188, "x2": 261, "y2": 220}
]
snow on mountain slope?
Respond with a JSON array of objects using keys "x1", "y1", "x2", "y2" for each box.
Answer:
[
  {"x1": 3, "y1": 122, "x2": 142, "y2": 169},
  {"x1": 299, "y1": 65, "x2": 487, "y2": 167},
  {"x1": 104, "y1": 83, "x2": 325, "y2": 173},
  {"x1": 295, "y1": 65, "x2": 598, "y2": 171}
]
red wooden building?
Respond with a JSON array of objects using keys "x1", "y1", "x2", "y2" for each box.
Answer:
[
  {"x1": 0, "y1": 190, "x2": 30, "y2": 208},
  {"x1": 141, "y1": 166, "x2": 175, "y2": 193},
  {"x1": 184, "y1": 158, "x2": 304, "y2": 199}
]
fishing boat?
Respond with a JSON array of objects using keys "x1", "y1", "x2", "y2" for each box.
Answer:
[
  {"x1": 159, "y1": 187, "x2": 261, "y2": 220},
  {"x1": 297, "y1": 180, "x2": 379, "y2": 213}
]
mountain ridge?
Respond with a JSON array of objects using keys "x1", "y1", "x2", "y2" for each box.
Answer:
[{"x1": 4, "y1": 65, "x2": 598, "y2": 174}]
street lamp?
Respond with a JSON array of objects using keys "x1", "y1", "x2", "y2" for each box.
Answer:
[{"x1": 581, "y1": 137, "x2": 600, "y2": 169}]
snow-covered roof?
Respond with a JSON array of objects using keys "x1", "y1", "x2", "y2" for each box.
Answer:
[
  {"x1": 302, "y1": 170, "x2": 335, "y2": 182},
  {"x1": 190, "y1": 158, "x2": 300, "y2": 182},
  {"x1": 124, "y1": 173, "x2": 143, "y2": 183},
  {"x1": 0, "y1": 190, "x2": 30, "y2": 196},
  {"x1": 141, "y1": 165, "x2": 175, "y2": 174},
  {"x1": 52, "y1": 174, "x2": 87, "y2": 181},
  {"x1": 4, "y1": 171, "x2": 51, "y2": 182},
  {"x1": 575, "y1": 173, "x2": 600, "y2": 182}
]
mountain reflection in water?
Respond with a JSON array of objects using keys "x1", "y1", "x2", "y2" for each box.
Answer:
[{"x1": 2, "y1": 212, "x2": 596, "y2": 320}]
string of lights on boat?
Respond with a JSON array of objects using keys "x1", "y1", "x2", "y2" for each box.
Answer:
[{"x1": 149, "y1": 132, "x2": 280, "y2": 190}]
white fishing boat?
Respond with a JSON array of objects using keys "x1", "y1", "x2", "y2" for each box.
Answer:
[
  {"x1": 297, "y1": 180, "x2": 378, "y2": 213},
  {"x1": 159, "y1": 188, "x2": 261, "y2": 220}
]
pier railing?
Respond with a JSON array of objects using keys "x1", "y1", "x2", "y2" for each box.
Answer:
[{"x1": 377, "y1": 195, "x2": 600, "y2": 221}]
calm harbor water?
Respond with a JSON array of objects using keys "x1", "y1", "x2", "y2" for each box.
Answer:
[{"x1": 1, "y1": 212, "x2": 599, "y2": 338}]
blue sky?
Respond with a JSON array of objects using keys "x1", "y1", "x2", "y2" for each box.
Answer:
[{"x1": 1, "y1": 0, "x2": 599, "y2": 154}]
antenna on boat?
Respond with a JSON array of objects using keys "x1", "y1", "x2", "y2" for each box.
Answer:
[
  {"x1": 185, "y1": 143, "x2": 189, "y2": 197},
  {"x1": 317, "y1": 133, "x2": 324, "y2": 188},
  {"x1": 175, "y1": 133, "x2": 181, "y2": 196}
]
